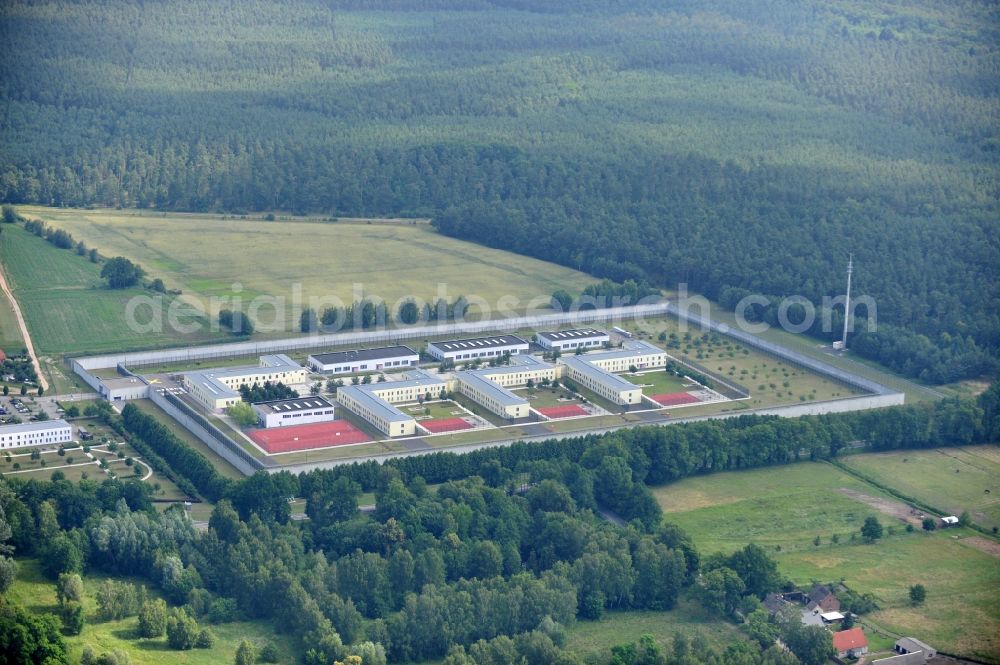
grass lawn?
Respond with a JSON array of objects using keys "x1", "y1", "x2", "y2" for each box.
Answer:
[
  {"x1": 698, "y1": 307, "x2": 943, "y2": 404},
  {"x1": 21, "y1": 206, "x2": 594, "y2": 330},
  {"x1": 653, "y1": 461, "x2": 892, "y2": 554},
  {"x1": 8, "y1": 559, "x2": 298, "y2": 665},
  {"x1": 0, "y1": 442, "x2": 191, "y2": 501},
  {"x1": 401, "y1": 400, "x2": 465, "y2": 420},
  {"x1": 841, "y1": 446, "x2": 1000, "y2": 532},
  {"x1": 517, "y1": 386, "x2": 583, "y2": 409},
  {"x1": 617, "y1": 321, "x2": 857, "y2": 406},
  {"x1": 622, "y1": 369, "x2": 692, "y2": 394},
  {"x1": 564, "y1": 599, "x2": 747, "y2": 661},
  {"x1": 0, "y1": 224, "x2": 223, "y2": 355}
]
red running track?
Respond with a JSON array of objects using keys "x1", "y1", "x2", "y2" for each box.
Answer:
[
  {"x1": 249, "y1": 420, "x2": 372, "y2": 454},
  {"x1": 650, "y1": 392, "x2": 702, "y2": 407},
  {"x1": 421, "y1": 417, "x2": 474, "y2": 433},
  {"x1": 537, "y1": 404, "x2": 588, "y2": 419}
]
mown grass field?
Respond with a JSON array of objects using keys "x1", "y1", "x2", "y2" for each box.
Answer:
[
  {"x1": 653, "y1": 462, "x2": 892, "y2": 554},
  {"x1": 0, "y1": 284, "x2": 25, "y2": 351},
  {"x1": 653, "y1": 459, "x2": 1000, "y2": 662},
  {"x1": 0, "y1": 224, "x2": 222, "y2": 355},
  {"x1": 20, "y1": 206, "x2": 594, "y2": 330},
  {"x1": 563, "y1": 600, "x2": 747, "y2": 661},
  {"x1": 8, "y1": 559, "x2": 297, "y2": 665},
  {"x1": 842, "y1": 446, "x2": 1000, "y2": 532}
]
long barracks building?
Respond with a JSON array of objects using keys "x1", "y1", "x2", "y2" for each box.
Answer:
[
  {"x1": 426, "y1": 335, "x2": 528, "y2": 363},
  {"x1": 336, "y1": 369, "x2": 449, "y2": 437},
  {"x1": 536, "y1": 328, "x2": 609, "y2": 352},
  {"x1": 307, "y1": 346, "x2": 419, "y2": 375},
  {"x1": 560, "y1": 340, "x2": 667, "y2": 406},
  {"x1": 183, "y1": 354, "x2": 308, "y2": 411},
  {"x1": 456, "y1": 355, "x2": 557, "y2": 419}
]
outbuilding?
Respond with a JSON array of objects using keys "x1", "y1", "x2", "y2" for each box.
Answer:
[{"x1": 252, "y1": 396, "x2": 336, "y2": 429}]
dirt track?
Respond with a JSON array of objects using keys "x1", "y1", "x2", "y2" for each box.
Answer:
[
  {"x1": 960, "y1": 535, "x2": 1000, "y2": 558},
  {"x1": 0, "y1": 259, "x2": 48, "y2": 391},
  {"x1": 839, "y1": 487, "x2": 926, "y2": 526}
]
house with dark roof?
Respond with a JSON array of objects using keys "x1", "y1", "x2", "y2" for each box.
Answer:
[
  {"x1": 832, "y1": 628, "x2": 869, "y2": 659},
  {"x1": 806, "y1": 584, "x2": 840, "y2": 612}
]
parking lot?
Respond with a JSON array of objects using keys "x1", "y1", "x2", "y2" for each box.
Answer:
[{"x1": 0, "y1": 393, "x2": 91, "y2": 424}]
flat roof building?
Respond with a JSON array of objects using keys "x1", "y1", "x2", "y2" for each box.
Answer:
[
  {"x1": 252, "y1": 395, "x2": 336, "y2": 429},
  {"x1": 184, "y1": 354, "x2": 307, "y2": 412},
  {"x1": 426, "y1": 335, "x2": 528, "y2": 363},
  {"x1": 337, "y1": 370, "x2": 448, "y2": 438},
  {"x1": 98, "y1": 376, "x2": 150, "y2": 402},
  {"x1": 308, "y1": 346, "x2": 419, "y2": 375},
  {"x1": 0, "y1": 419, "x2": 73, "y2": 450},
  {"x1": 456, "y1": 355, "x2": 557, "y2": 419},
  {"x1": 559, "y1": 340, "x2": 667, "y2": 407},
  {"x1": 537, "y1": 328, "x2": 609, "y2": 352}
]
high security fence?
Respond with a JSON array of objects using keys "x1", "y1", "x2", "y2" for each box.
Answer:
[
  {"x1": 71, "y1": 303, "x2": 678, "y2": 370},
  {"x1": 148, "y1": 389, "x2": 266, "y2": 475}
]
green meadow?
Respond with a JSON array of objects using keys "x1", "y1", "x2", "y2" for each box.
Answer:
[{"x1": 653, "y1": 459, "x2": 1000, "y2": 662}]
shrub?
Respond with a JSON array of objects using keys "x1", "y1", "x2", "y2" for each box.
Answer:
[{"x1": 137, "y1": 599, "x2": 168, "y2": 638}]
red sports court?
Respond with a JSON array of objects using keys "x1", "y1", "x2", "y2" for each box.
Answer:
[
  {"x1": 650, "y1": 392, "x2": 702, "y2": 407},
  {"x1": 248, "y1": 420, "x2": 372, "y2": 454},
  {"x1": 537, "y1": 404, "x2": 588, "y2": 419},
  {"x1": 421, "y1": 417, "x2": 474, "y2": 434}
]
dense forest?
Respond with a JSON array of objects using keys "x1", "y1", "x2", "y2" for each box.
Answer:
[
  {"x1": 0, "y1": 0, "x2": 998, "y2": 381},
  {"x1": 0, "y1": 389, "x2": 994, "y2": 664}
]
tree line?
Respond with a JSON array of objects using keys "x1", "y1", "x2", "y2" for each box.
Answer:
[
  {"x1": 1, "y1": 382, "x2": 995, "y2": 664},
  {"x1": 1, "y1": 0, "x2": 995, "y2": 382}
]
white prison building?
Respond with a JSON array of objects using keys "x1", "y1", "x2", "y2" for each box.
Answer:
[
  {"x1": 536, "y1": 328, "x2": 609, "y2": 352},
  {"x1": 426, "y1": 335, "x2": 528, "y2": 363},
  {"x1": 307, "y1": 346, "x2": 419, "y2": 375},
  {"x1": 0, "y1": 419, "x2": 73, "y2": 450}
]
